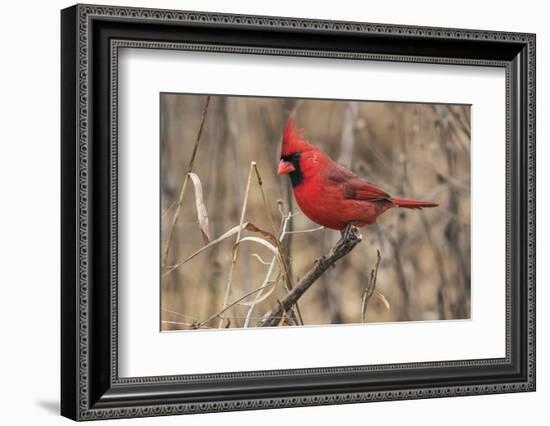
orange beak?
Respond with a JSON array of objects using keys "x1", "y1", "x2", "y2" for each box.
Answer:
[{"x1": 277, "y1": 160, "x2": 295, "y2": 175}]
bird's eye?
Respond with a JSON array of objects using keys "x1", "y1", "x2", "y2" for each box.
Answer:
[{"x1": 292, "y1": 152, "x2": 300, "y2": 160}]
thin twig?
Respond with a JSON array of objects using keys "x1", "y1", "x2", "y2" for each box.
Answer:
[
  {"x1": 201, "y1": 282, "x2": 277, "y2": 328},
  {"x1": 252, "y1": 163, "x2": 304, "y2": 325},
  {"x1": 163, "y1": 222, "x2": 250, "y2": 277},
  {"x1": 252, "y1": 164, "x2": 290, "y2": 287},
  {"x1": 435, "y1": 105, "x2": 470, "y2": 319},
  {"x1": 285, "y1": 226, "x2": 324, "y2": 235},
  {"x1": 257, "y1": 224, "x2": 362, "y2": 327},
  {"x1": 251, "y1": 253, "x2": 273, "y2": 265},
  {"x1": 447, "y1": 105, "x2": 471, "y2": 139},
  {"x1": 225, "y1": 98, "x2": 251, "y2": 291},
  {"x1": 361, "y1": 250, "x2": 382, "y2": 323},
  {"x1": 161, "y1": 199, "x2": 177, "y2": 219},
  {"x1": 161, "y1": 320, "x2": 213, "y2": 329},
  {"x1": 243, "y1": 212, "x2": 291, "y2": 327},
  {"x1": 245, "y1": 258, "x2": 277, "y2": 326},
  {"x1": 162, "y1": 309, "x2": 199, "y2": 320},
  {"x1": 322, "y1": 104, "x2": 359, "y2": 323},
  {"x1": 162, "y1": 96, "x2": 211, "y2": 269},
  {"x1": 405, "y1": 108, "x2": 450, "y2": 320},
  {"x1": 219, "y1": 162, "x2": 255, "y2": 327},
  {"x1": 281, "y1": 103, "x2": 301, "y2": 303},
  {"x1": 379, "y1": 222, "x2": 411, "y2": 321}
]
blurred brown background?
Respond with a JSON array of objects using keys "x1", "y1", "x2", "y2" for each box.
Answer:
[{"x1": 160, "y1": 94, "x2": 470, "y2": 330}]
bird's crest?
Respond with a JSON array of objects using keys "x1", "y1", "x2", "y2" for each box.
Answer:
[{"x1": 281, "y1": 118, "x2": 314, "y2": 156}]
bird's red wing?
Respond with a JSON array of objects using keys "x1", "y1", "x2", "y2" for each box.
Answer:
[
  {"x1": 326, "y1": 163, "x2": 391, "y2": 202},
  {"x1": 342, "y1": 178, "x2": 391, "y2": 202}
]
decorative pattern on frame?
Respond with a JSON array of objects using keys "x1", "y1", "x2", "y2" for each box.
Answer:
[{"x1": 72, "y1": 4, "x2": 535, "y2": 420}]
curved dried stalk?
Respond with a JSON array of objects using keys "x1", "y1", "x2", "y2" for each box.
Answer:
[
  {"x1": 253, "y1": 164, "x2": 304, "y2": 325},
  {"x1": 163, "y1": 222, "x2": 271, "y2": 277},
  {"x1": 162, "y1": 96, "x2": 211, "y2": 269},
  {"x1": 187, "y1": 172, "x2": 211, "y2": 244},
  {"x1": 243, "y1": 212, "x2": 291, "y2": 327},
  {"x1": 218, "y1": 162, "x2": 255, "y2": 327},
  {"x1": 243, "y1": 212, "x2": 326, "y2": 327}
]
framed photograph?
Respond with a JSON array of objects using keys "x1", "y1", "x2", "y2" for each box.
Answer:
[{"x1": 61, "y1": 4, "x2": 536, "y2": 421}]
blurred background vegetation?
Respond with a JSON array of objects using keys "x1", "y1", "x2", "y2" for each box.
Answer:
[{"x1": 160, "y1": 94, "x2": 470, "y2": 330}]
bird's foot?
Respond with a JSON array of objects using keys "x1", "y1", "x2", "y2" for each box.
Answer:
[{"x1": 340, "y1": 223, "x2": 361, "y2": 242}]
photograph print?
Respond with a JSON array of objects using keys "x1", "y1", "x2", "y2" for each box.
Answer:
[{"x1": 160, "y1": 94, "x2": 471, "y2": 331}]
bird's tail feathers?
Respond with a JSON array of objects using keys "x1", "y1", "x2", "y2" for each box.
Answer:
[{"x1": 392, "y1": 198, "x2": 438, "y2": 209}]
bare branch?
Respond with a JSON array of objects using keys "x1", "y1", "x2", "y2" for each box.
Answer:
[{"x1": 257, "y1": 225, "x2": 362, "y2": 327}]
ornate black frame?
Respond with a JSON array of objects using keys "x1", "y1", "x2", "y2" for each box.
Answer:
[{"x1": 61, "y1": 3, "x2": 536, "y2": 421}]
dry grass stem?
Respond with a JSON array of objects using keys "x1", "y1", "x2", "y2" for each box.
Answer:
[
  {"x1": 187, "y1": 172, "x2": 212, "y2": 244},
  {"x1": 252, "y1": 163, "x2": 304, "y2": 324},
  {"x1": 251, "y1": 253, "x2": 272, "y2": 265},
  {"x1": 163, "y1": 222, "x2": 274, "y2": 277},
  {"x1": 243, "y1": 212, "x2": 291, "y2": 327},
  {"x1": 285, "y1": 226, "x2": 324, "y2": 235},
  {"x1": 361, "y1": 249, "x2": 382, "y2": 323},
  {"x1": 161, "y1": 320, "x2": 213, "y2": 329},
  {"x1": 160, "y1": 95, "x2": 471, "y2": 330},
  {"x1": 219, "y1": 162, "x2": 256, "y2": 327},
  {"x1": 161, "y1": 199, "x2": 177, "y2": 219},
  {"x1": 162, "y1": 95, "x2": 211, "y2": 269},
  {"x1": 237, "y1": 236, "x2": 281, "y2": 257},
  {"x1": 258, "y1": 224, "x2": 362, "y2": 327},
  {"x1": 201, "y1": 281, "x2": 277, "y2": 328},
  {"x1": 374, "y1": 289, "x2": 391, "y2": 311},
  {"x1": 237, "y1": 277, "x2": 280, "y2": 307},
  {"x1": 252, "y1": 164, "x2": 290, "y2": 283}
]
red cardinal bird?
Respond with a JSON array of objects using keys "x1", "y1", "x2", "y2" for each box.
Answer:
[{"x1": 277, "y1": 119, "x2": 437, "y2": 230}]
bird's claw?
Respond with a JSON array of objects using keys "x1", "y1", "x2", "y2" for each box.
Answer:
[{"x1": 341, "y1": 223, "x2": 360, "y2": 241}]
